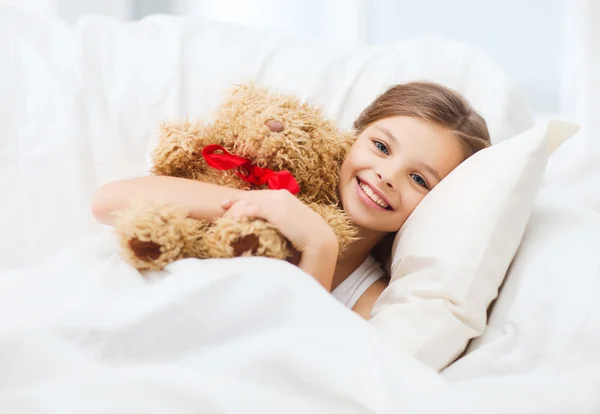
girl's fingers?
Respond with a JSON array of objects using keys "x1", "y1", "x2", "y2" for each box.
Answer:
[
  {"x1": 221, "y1": 196, "x2": 248, "y2": 210},
  {"x1": 221, "y1": 199, "x2": 234, "y2": 209},
  {"x1": 222, "y1": 199, "x2": 253, "y2": 218},
  {"x1": 226, "y1": 205, "x2": 260, "y2": 218},
  {"x1": 221, "y1": 192, "x2": 273, "y2": 218},
  {"x1": 221, "y1": 192, "x2": 257, "y2": 209},
  {"x1": 222, "y1": 200, "x2": 240, "y2": 217}
]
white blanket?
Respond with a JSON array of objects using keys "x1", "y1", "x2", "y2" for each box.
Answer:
[
  {"x1": 1, "y1": 231, "x2": 599, "y2": 413},
  {"x1": 0, "y1": 232, "x2": 449, "y2": 413}
]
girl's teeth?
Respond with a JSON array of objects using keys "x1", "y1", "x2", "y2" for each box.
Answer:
[{"x1": 359, "y1": 182, "x2": 389, "y2": 208}]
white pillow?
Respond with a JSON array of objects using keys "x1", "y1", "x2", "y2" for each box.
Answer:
[
  {"x1": 443, "y1": 130, "x2": 600, "y2": 379},
  {"x1": 369, "y1": 120, "x2": 579, "y2": 371}
]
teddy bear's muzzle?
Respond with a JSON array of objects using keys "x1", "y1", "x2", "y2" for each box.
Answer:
[{"x1": 265, "y1": 119, "x2": 284, "y2": 132}]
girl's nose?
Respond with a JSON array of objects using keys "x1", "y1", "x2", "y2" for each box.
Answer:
[{"x1": 376, "y1": 171, "x2": 395, "y2": 189}]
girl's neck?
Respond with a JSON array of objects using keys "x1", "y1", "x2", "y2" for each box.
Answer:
[{"x1": 331, "y1": 226, "x2": 385, "y2": 291}]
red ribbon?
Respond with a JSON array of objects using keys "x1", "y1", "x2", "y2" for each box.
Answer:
[{"x1": 201, "y1": 145, "x2": 300, "y2": 195}]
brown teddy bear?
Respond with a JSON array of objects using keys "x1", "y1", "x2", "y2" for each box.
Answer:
[{"x1": 114, "y1": 83, "x2": 358, "y2": 271}]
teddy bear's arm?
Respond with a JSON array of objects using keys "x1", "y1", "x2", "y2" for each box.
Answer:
[
  {"x1": 151, "y1": 120, "x2": 220, "y2": 179},
  {"x1": 114, "y1": 201, "x2": 210, "y2": 270}
]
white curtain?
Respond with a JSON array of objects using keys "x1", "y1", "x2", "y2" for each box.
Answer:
[
  {"x1": 0, "y1": 0, "x2": 131, "y2": 21},
  {"x1": 0, "y1": 0, "x2": 57, "y2": 13},
  {"x1": 0, "y1": 0, "x2": 368, "y2": 47},
  {"x1": 3, "y1": 0, "x2": 594, "y2": 128},
  {"x1": 561, "y1": 0, "x2": 599, "y2": 148},
  {"x1": 186, "y1": 0, "x2": 367, "y2": 48}
]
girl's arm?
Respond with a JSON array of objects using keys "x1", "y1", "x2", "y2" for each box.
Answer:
[
  {"x1": 93, "y1": 179, "x2": 339, "y2": 290},
  {"x1": 221, "y1": 190, "x2": 339, "y2": 291},
  {"x1": 294, "y1": 241, "x2": 339, "y2": 291},
  {"x1": 91, "y1": 176, "x2": 245, "y2": 227}
]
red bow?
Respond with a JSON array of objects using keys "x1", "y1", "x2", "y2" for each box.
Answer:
[{"x1": 201, "y1": 145, "x2": 300, "y2": 195}]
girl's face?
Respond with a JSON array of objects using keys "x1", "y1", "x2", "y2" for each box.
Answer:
[{"x1": 339, "y1": 116, "x2": 465, "y2": 234}]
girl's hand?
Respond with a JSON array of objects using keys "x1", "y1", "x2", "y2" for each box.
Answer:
[
  {"x1": 221, "y1": 190, "x2": 337, "y2": 254},
  {"x1": 221, "y1": 190, "x2": 339, "y2": 290}
]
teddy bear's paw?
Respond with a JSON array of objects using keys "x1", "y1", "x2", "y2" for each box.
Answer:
[
  {"x1": 204, "y1": 217, "x2": 297, "y2": 262},
  {"x1": 230, "y1": 233, "x2": 260, "y2": 256},
  {"x1": 114, "y1": 203, "x2": 208, "y2": 271},
  {"x1": 121, "y1": 234, "x2": 183, "y2": 271},
  {"x1": 127, "y1": 238, "x2": 162, "y2": 262}
]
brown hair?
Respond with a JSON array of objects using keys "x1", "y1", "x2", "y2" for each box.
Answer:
[{"x1": 354, "y1": 81, "x2": 491, "y2": 159}]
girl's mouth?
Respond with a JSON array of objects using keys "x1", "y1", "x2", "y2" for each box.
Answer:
[{"x1": 356, "y1": 177, "x2": 392, "y2": 210}]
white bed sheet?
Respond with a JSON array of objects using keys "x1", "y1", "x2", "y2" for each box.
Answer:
[{"x1": 1, "y1": 6, "x2": 600, "y2": 413}]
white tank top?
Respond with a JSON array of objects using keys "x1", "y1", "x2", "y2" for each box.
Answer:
[{"x1": 331, "y1": 255, "x2": 384, "y2": 309}]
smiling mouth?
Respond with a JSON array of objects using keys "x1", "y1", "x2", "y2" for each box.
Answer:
[{"x1": 356, "y1": 178, "x2": 392, "y2": 210}]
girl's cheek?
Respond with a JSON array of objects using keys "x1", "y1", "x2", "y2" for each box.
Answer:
[
  {"x1": 410, "y1": 193, "x2": 426, "y2": 213},
  {"x1": 400, "y1": 189, "x2": 417, "y2": 212}
]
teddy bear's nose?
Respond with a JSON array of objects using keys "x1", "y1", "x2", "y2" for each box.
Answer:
[{"x1": 265, "y1": 120, "x2": 284, "y2": 133}]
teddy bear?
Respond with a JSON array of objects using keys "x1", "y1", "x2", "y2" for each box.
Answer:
[{"x1": 113, "y1": 83, "x2": 358, "y2": 271}]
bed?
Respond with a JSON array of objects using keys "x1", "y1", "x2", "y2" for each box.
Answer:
[{"x1": 0, "y1": 7, "x2": 599, "y2": 413}]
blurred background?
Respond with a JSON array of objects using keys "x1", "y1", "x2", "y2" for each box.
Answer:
[{"x1": 0, "y1": 0, "x2": 596, "y2": 125}]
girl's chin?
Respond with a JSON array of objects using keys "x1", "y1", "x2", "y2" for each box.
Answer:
[
  {"x1": 348, "y1": 212, "x2": 392, "y2": 235},
  {"x1": 343, "y1": 189, "x2": 397, "y2": 232}
]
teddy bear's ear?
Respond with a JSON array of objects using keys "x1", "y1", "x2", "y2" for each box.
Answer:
[{"x1": 227, "y1": 81, "x2": 268, "y2": 102}]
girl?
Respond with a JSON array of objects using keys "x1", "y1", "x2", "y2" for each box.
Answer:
[{"x1": 92, "y1": 81, "x2": 491, "y2": 319}]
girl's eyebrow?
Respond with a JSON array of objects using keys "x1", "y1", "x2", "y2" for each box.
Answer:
[
  {"x1": 374, "y1": 126, "x2": 398, "y2": 145},
  {"x1": 375, "y1": 125, "x2": 442, "y2": 181},
  {"x1": 418, "y1": 162, "x2": 442, "y2": 182}
]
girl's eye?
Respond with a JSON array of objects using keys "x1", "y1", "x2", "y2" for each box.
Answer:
[
  {"x1": 411, "y1": 174, "x2": 429, "y2": 189},
  {"x1": 373, "y1": 140, "x2": 389, "y2": 155}
]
